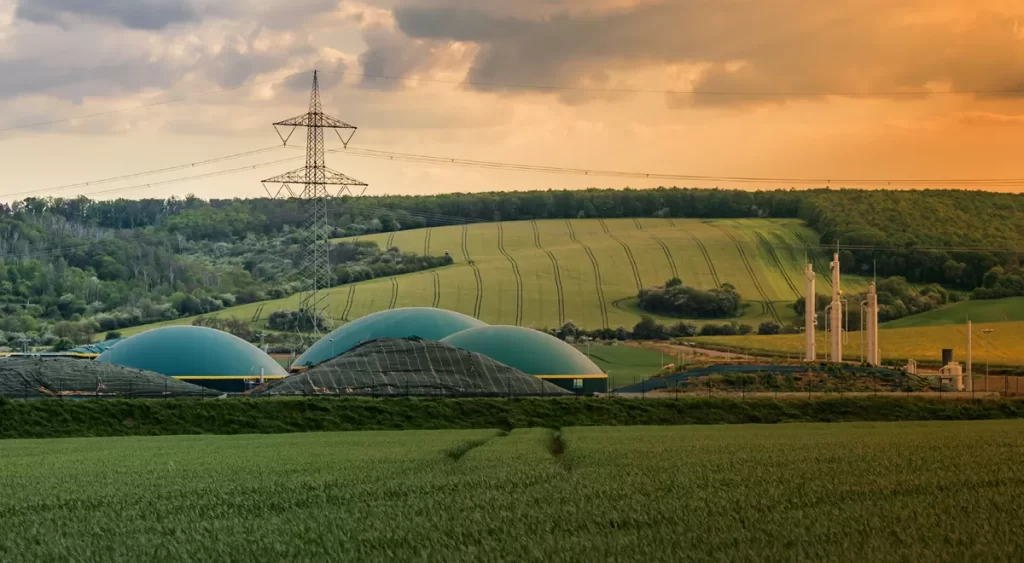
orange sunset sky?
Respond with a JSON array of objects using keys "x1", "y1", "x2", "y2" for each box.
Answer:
[{"x1": 1, "y1": 0, "x2": 1023, "y2": 200}]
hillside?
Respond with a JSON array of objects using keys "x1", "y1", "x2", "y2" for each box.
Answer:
[
  {"x1": 882, "y1": 297, "x2": 1024, "y2": 328},
  {"x1": 124, "y1": 218, "x2": 870, "y2": 334}
]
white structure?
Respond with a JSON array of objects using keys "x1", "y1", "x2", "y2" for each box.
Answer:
[
  {"x1": 966, "y1": 320, "x2": 973, "y2": 392},
  {"x1": 939, "y1": 361, "x2": 965, "y2": 391},
  {"x1": 804, "y1": 264, "x2": 816, "y2": 361},
  {"x1": 906, "y1": 359, "x2": 918, "y2": 375},
  {"x1": 829, "y1": 253, "x2": 843, "y2": 362},
  {"x1": 865, "y1": 282, "x2": 880, "y2": 366}
]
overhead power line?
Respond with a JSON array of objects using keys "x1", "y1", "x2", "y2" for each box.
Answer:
[
  {"x1": 326, "y1": 146, "x2": 1024, "y2": 189},
  {"x1": 322, "y1": 69, "x2": 1024, "y2": 98},
  {"x1": 0, "y1": 145, "x2": 285, "y2": 200}
]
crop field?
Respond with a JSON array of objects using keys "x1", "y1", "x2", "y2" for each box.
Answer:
[
  {"x1": 883, "y1": 296, "x2": 1024, "y2": 328},
  {"x1": 694, "y1": 319, "x2": 1024, "y2": 365},
  {"x1": 124, "y1": 218, "x2": 870, "y2": 335},
  {"x1": 3, "y1": 421, "x2": 1024, "y2": 561}
]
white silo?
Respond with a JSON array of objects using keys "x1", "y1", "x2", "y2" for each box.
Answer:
[
  {"x1": 804, "y1": 264, "x2": 816, "y2": 361},
  {"x1": 829, "y1": 253, "x2": 843, "y2": 362},
  {"x1": 865, "y1": 282, "x2": 880, "y2": 366}
]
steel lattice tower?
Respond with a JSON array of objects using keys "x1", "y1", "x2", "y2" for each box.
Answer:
[{"x1": 263, "y1": 71, "x2": 367, "y2": 334}]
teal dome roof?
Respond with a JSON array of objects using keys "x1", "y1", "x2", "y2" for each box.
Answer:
[
  {"x1": 293, "y1": 307, "x2": 486, "y2": 369},
  {"x1": 441, "y1": 326, "x2": 604, "y2": 376},
  {"x1": 97, "y1": 326, "x2": 287, "y2": 377}
]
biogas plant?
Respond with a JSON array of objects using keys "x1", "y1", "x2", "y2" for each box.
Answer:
[
  {"x1": 0, "y1": 307, "x2": 606, "y2": 398},
  {"x1": 0, "y1": 261, "x2": 978, "y2": 399}
]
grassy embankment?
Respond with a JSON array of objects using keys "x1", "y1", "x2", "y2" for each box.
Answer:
[
  {"x1": 3, "y1": 396, "x2": 1024, "y2": 440},
  {"x1": 4, "y1": 422, "x2": 1024, "y2": 561}
]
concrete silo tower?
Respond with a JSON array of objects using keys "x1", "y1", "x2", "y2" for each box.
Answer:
[
  {"x1": 829, "y1": 253, "x2": 843, "y2": 362},
  {"x1": 865, "y1": 282, "x2": 880, "y2": 366},
  {"x1": 804, "y1": 264, "x2": 816, "y2": 361}
]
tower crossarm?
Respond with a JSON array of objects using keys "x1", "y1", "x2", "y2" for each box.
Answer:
[
  {"x1": 262, "y1": 166, "x2": 368, "y2": 186},
  {"x1": 273, "y1": 112, "x2": 357, "y2": 147}
]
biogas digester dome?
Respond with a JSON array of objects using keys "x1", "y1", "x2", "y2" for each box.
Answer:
[
  {"x1": 441, "y1": 325, "x2": 607, "y2": 393},
  {"x1": 98, "y1": 326, "x2": 286, "y2": 391},
  {"x1": 293, "y1": 307, "x2": 485, "y2": 369}
]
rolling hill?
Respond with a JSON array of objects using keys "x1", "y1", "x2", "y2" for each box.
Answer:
[
  {"x1": 882, "y1": 297, "x2": 1024, "y2": 329},
  {"x1": 123, "y1": 218, "x2": 870, "y2": 335}
]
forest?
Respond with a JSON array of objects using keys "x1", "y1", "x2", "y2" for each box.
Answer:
[{"x1": 0, "y1": 187, "x2": 1021, "y2": 347}]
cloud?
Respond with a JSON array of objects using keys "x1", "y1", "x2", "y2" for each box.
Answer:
[
  {"x1": 15, "y1": 0, "x2": 199, "y2": 30},
  {"x1": 368, "y1": 0, "x2": 1024, "y2": 107}
]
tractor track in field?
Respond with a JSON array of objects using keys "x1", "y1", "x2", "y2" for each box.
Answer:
[
  {"x1": 720, "y1": 230, "x2": 781, "y2": 324},
  {"x1": 461, "y1": 225, "x2": 483, "y2": 319},
  {"x1": 685, "y1": 231, "x2": 720, "y2": 287},
  {"x1": 633, "y1": 219, "x2": 644, "y2": 231},
  {"x1": 423, "y1": 227, "x2": 432, "y2": 255},
  {"x1": 650, "y1": 234, "x2": 679, "y2": 280},
  {"x1": 341, "y1": 284, "x2": 356, "y2": 321},
  {"x1": 566, "y1": 219, "x2": 609, "y2": 329},
  {"x1": 497, "y1": 223, "x2": 524, "y2": 326},
  {"x1": 755, "y1": 232, "x2": 801, "y2": 299},
  {"x1": 430, "y1": 271, "x2": 441, "y2": 308},
  {"x1": 388, "y1": 277, "x2": 399, "y2": 309},
  {"x1": 667, "y1": 218, "x2": 676, "y2": 228},
  {"x1": 599, "y1": 218, "x2": 643, "y2": 292},
  {"x1": 794, "y1": 232, "x2": 832, "y2": 290},
  {"x1": 385, "y1": 232, "x2": 395, "y2": 250},
  {"x1": 532, "y1": 220, "x2": 565, "y2": 326}
]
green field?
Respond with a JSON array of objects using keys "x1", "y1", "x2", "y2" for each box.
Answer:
[
  {"x1": 577, "y1": 344, "x2": 667, "y2": 387},
  {"x1": 124, "y1": 218, "x2": 871, "y2": 335},
  {"x1": 883, "y1": 296, "x2": 1024, "y2": 328},
  {"x1": 3, "y1": 421, "x2": 1023, "y2": 561}
]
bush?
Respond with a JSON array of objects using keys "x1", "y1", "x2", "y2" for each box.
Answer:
[
  {"x1": 638, "y1": 280, "x2": 742, "y2": 318},
  {"x1": 758, "y1": 321, "x2": 781, "y2": 335},
  {"x1": 51, "y1": 337, "x2": 75, "y2": 352},
  {"x1": 105, "y1": 331, "x2": 122, "y2": 341}
]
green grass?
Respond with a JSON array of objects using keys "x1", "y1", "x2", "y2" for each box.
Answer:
[
  {"x1": 883, "y1": 296, "x2": 1024, "y2": 328},
  {"x1": 3, "y1": 421, "x2": 1024, "y2": 561},
  {"x1": 123, "y1": 218, "x2": 871, "y2": 335},
  {"x1": 576, "y1": 344, "x2": 665, "y2": 387}
]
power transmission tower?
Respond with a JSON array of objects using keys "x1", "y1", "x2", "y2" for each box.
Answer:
[{"x1": 263, "y1": 70, "x2": 367, "y2": 335}]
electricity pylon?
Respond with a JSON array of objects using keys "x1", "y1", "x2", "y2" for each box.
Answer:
[{"x1": 263, "y1": 70, "x2": 367, "y2": 335}]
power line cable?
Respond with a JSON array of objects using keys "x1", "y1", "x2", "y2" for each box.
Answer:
[
  {"x1": 0, "y1": 145, "x2": 285, "y2": 200},
  {"x1": 319, "y1": 68, "x2": 1024, "y2": 98},
  {"x1": 324, "y1": 146, "x2": 1024, "y2": 188}
]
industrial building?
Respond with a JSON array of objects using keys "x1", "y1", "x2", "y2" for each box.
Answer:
[
  {"x1": 291, "y1": 307, "x2": 484, "y2": 370},
  {"x1": 441, "y1": 325, "x2": 608, "y2": 393},
  {"x1": 97, "y1": 326, "x2": 287, "y2": 392},
  {"x1": 254, "y1": 338, "x2": 570, "y2": 397}
]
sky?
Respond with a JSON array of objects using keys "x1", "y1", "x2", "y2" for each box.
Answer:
[{"x1": 2, "y1": 0, "x2": 1024, "y2": 201}]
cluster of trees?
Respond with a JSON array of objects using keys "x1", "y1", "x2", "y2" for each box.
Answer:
[
  {"x1": 267, "y1": 309, "x2": 330, "y2": 333},
  {"x1": 793, "y1": 276, "x2": 952, "y2": 327},
  {"x1": 637, "y1": 278, "x2": 743, "y2": 318},
  {"x1": 973, "y1": 266, "x2": 1024, "y2": 299},
  {"x1": 550, "y1": 316, "x2": 788, "y2": 343},
  {"x1": 333, "y1": 243, "x2": 453, "y2": 285}
]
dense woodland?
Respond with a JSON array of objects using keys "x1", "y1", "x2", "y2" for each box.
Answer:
[{"x1": 0, "y1": 187, "x2": 1020, "y2": 346}]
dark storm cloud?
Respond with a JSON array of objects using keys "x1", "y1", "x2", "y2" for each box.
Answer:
[
  {"x1": 365, "y1": 0, "x2": 1024, "y2": 106},
  {"x1": 15, "y1": 0, "x2": 199, "y2": 30}
]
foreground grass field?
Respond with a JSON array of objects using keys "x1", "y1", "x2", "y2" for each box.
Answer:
[
  {"x1": 3, "y1": 422, "x2": 1023, "y2": 561},
  {"x1": 694, "y1": 319, "x2": 1024, "y2": 365},
  {"x1": 123, "y1": 218, "x2": 872, "y2": 335}
]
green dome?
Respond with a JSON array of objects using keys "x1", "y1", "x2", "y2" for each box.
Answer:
[
  {"x1": 293, "y1": 307, "x2": 486, "y2": 369},
  {"x1": 441, "y1": 326, "x2": 604, "y2": 376},
  {"x1": 97, "y1": 326, "x2": 287, "y2": 377}
]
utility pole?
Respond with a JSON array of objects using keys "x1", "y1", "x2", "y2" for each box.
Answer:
[
  {"x1": 263, "y1": 70, "x2": 368, "y2": 337},
  {"x1": 983, "y1": 328, "x2": 993, "y2": 393}
]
